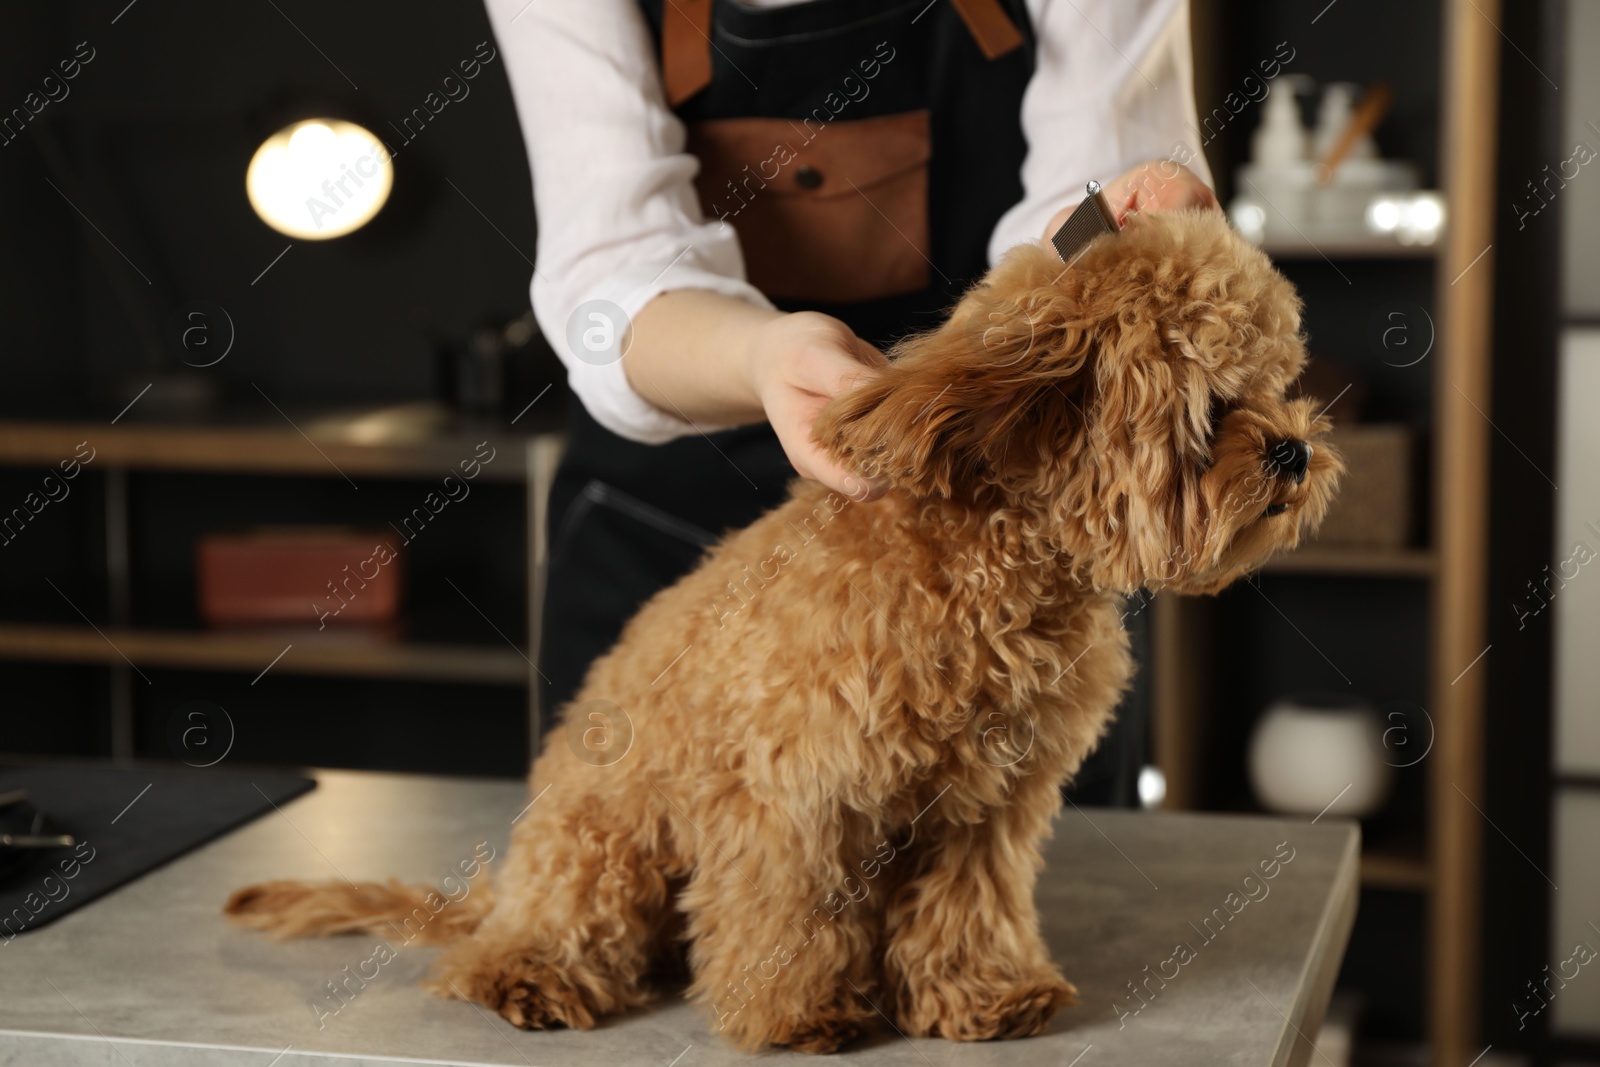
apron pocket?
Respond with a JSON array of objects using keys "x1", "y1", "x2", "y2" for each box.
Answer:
[{"x1": 689, "y1": 109, "x2": 932, "y2": 304}]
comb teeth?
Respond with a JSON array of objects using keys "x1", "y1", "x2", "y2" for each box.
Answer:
[{"x1": 1050, "y1": 182, "x2": 1121, "y2": 265}]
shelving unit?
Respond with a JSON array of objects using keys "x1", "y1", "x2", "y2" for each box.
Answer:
[
  {"x1": 0, "y1": 623, "x2": 528, "y2": 685},
  {"x1": 1255, "y1": 234, "x2": 1443, "y2": 259},
  {"x1": 0, "y1": 403, "x2": 538, "y2": 483},
  {"x1": 1260, "y1": 545, "x2": 1437, "y2": 577},
  {"x1": 1161, "y1": 0, "x2": 1499, "y2": 1059},
  {"x1": 0, "y1": 402, "x2": 565, "y2": 762}
]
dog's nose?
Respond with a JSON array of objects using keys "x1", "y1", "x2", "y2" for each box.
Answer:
[{"x1": 1267, "y1": 439, "x2": 1312, "y2": 483}]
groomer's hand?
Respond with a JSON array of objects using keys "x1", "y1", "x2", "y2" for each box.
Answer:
[
  {"x1": 625, "y1": 291, "x2": 887, "y2": 499},
  {"x1": 1042, "y1": 160, "x2": 1219, "y2": 240},
  {"x1": 746, "y1": 311, "x2": 889, "y2": 501}
]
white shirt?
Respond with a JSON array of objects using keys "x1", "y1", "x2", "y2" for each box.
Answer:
[{"x1": 485, "y1": 0, "x2": 1210, "y2": 443}]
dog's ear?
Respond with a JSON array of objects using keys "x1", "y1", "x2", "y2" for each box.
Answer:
[{"x1": 814, "y1": 247, "x2": 1095, "y2": 499}]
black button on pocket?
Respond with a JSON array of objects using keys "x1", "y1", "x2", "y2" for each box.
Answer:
[{"x1": 795, "y1": 165, "x2": 823, "y2": 190}]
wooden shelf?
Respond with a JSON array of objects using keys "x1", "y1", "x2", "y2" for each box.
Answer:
[
  {"x1": 1260, "y1": 545, "x2": 1437, "y2": 577},
  {"x1": 1252, "y1": 233, "x2": 1443, "y2": 260},
  {"x1": 1361, "y1": 845, "x2": 1432, "y2": 892},
  {"x1": 0, "y1": 402, "x2": 553, "y2": 482},
  {"x1": 0, "y1": 623, "x2": 529, "y2": 685}
]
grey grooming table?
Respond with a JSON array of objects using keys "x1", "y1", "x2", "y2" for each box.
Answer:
[{"x1": 0, "y1": 769, "x2": 1358, "y2": 1066}]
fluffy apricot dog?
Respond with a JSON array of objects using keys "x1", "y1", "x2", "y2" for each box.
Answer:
[{"x1": 227, "y1": 209, "x2": 1340, "y2": 1052}]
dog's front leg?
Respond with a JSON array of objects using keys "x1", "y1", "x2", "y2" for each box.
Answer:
[
  {"x1": 678, "y1": 813, "x2": 885, "y2": 1054},
  {"x1": 883, "y1": 773, "x2": 1077, "y2": 1040}
]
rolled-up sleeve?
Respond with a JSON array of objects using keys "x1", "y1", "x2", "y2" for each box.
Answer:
[
  {"x1": 990, "y1": 0, "x2": 1212, "y2": 263},
  {"x1": 485, "y1": 0, "x2": 772, "y2": 443}
]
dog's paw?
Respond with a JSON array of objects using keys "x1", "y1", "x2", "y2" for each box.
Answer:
[
  {"x1": 721, "y1": 992, "x2": 876, "y2": 1054},
  {"x1": 898, "y1": 973, "x2": 1078, "y2": 1041},
  {"x1": 783, "y1": 1014, "x2": 871, "y2": 1055},
  {"x1": 495, "y1": 970, "x2": 596, "y2": 1031},
  {"x1": 436, "y1": 959, "x2": 601, "y2": 1031}
]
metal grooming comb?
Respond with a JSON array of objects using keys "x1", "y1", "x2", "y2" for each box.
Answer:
[{"x1": 1050, "y1": 180, "x2": 1122, "y2": 266}]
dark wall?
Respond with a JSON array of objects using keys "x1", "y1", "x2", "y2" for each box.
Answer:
[
  {"x1": 0, "y1": 6, "x2": 82, "y2": 405},
  {"x1": 0, "y1": 0, "x2": 545, "y2": 415}
]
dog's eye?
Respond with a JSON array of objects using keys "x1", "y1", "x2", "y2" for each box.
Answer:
[
  {"x1": 1196, "y1": 397, "x2": 1233, "y2": 475},
  {"x1": 1207, "y1": 397, "x2": 1233, "y2": 439}
]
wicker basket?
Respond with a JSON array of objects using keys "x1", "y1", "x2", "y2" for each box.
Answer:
[{"x1": 1312, "y1": 424, "x2": 1415, "y2": 548}]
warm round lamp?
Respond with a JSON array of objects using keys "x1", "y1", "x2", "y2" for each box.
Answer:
[{"x1": 246, "y1": 118, "x2": 393, "y2": 240}]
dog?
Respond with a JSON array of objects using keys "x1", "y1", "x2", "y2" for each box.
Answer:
[{"x1": 226, "y1": 208, "x2": 1340, "y2": 1053}]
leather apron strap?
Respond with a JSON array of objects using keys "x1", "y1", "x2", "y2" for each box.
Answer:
[
  {"x1": 947, "y1": 0, "x2": 1025, "y2": 59},
  {"x1": 662, "y1": 0, "x2": 1022, "y2": 106},
  {"x1": 662, "y1": 0, "x2": 715, "y2": 107}
]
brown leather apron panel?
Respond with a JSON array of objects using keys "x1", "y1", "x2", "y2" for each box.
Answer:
[{"x1": 688, "y1": 109, "x2": 933, "y2": 303}]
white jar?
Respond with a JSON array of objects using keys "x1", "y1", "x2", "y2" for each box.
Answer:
[{"x1": 1248, "y1": 694, "x2": 1395, "y2": 818}]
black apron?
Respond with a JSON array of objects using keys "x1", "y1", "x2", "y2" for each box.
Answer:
[{"x1": 537, "y1": 0, "x2": 1145, "y2": 806}]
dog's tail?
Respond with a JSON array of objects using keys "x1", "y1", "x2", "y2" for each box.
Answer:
[{"x1": 224, "y1": 877, "x2": 492, "y2": 946}]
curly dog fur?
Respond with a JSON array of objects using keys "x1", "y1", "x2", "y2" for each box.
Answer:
[{"x1": 226, "y1": 210, "x2": 1341, "y2": 1052}]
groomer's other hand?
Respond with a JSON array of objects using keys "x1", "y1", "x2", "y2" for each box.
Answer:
[
  {"x1": 1042, "y1": 160, "x2": 1219, "y2": 241},
  {"x1": 746, "y1": 311, "x2": 889, "y2": 501}
]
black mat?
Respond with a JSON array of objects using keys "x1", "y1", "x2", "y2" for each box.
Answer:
[{"x1": 0, "y1": 764, "x2": 315, "y2": 937}]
